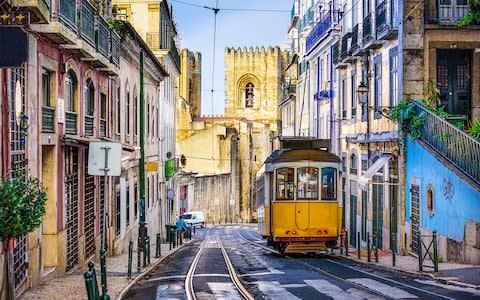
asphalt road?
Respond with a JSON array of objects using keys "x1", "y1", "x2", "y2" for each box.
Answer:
[{"x1": 123, "y1": 224, "x2": 480, "y2": 300}]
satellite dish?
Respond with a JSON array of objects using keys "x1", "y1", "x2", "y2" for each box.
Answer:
[{"x1": 15, "y1": 80, "x2": 22, "y2": 121}]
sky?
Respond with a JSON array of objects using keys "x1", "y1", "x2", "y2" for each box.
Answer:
[{"x1": 171, "y1": 0, "x2": 292, "y2": 115}]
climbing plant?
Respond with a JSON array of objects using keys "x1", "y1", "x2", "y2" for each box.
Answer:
[
  {"x1": 458, "y1": 0, "x2": 480, "y2": 27},
  {"x1": 389, "y1": 98, "x2": 426, "y2": 139}
]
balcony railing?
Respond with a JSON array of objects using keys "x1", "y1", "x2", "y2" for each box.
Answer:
[
  {"x1": 84, "y1": 115, "x2": 94, "y2": 136},
  {"x1": 363, "y1": 13, "x2": 373, "y2": 43},
  {"x1": 298, "y1": 7, "x2": 314, "y2": 32},
  {"x1": 415, "y1": 103, "x2": 480, "y2": 185},
  {"x1": 65, "y1": 111, "x2": 77, "y2": 135},
  {"x1": 340, "y1": 32, "x2": 351, "y2": 59},
  {"x1": 306, "y1": 11, "x2": 339, "y2": 53},
  {"x1": 97, "y1": 16, "x2": 110, "y2": 57},
  {"x1": 42, "y1": 106, "x2": 55, "y2": 133},
  {"x1": 425, "y1": 0, "x2": 469, "y2": 25},
  {"x1": 146, "y1": 32, "x2": 161, "y2": 51},
  {"x1": 59, "y1": 0, "x2": 76, "y2": 30},
  {"x1": 110, "y1": 31, "x2": 120, "y2": 66},
  {"x1": 100, "y1": 119, "x2": 106, "y2": 137},
  {"x1": 169, "y1": 37, "x2": 180, "y2": 70},
  {"x1": 79, "y1": 0, "x2": 95, "y2": 47},
  {"x1": 298, "y1": 60, "x2": 308, "y2": 76},
  {"x1": 332, "y1": 41, "x2": 340, "y2": 64},
  {"x1": 376, "y1": 0, "x2": 388, "y2": 36},
  {"x1": 351, "y1": 24, "x2": 360, "y2": 52},
  {"x1": 283, "y1": 82, "x2": 297, "y2": 99}
]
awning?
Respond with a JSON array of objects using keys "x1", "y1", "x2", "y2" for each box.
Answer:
[{"x1": 358, "y1": 154, "x2": 392, "y2": 188}]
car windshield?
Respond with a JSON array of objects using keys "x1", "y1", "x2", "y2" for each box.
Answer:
[{"x1": 182, "y1": 214, "x2": 192, "y2": 220}]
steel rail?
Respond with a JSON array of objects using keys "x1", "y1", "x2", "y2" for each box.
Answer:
[
  {"x1": 185, "y1": 238, "x2": 207, "y2": 300},
  {"x1": 237, "y1": 229, "x2": 456, "y2": 300}
]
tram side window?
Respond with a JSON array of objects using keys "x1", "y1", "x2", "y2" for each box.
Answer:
[
  {"x1": 321, "y1": 167, "x2": 337, "y2": 200},
  {"x1": 297, "y1": 167, "x2": 318, "y2": 200},
  {"x1": 276, "y1": 167, "x2": 295, "y2": 200}
]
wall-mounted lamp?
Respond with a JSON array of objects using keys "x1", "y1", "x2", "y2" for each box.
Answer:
[{"x1": 357, "y1": 81, "x2": 369, "y2": 104}]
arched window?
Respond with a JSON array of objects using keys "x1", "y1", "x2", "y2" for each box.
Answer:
[
  {"x1": 84, "y1": 78, "x2": 94, "y2": 116},
  {"x1": 245, "y1": 82, "x2": 255, "y2": 107},
  {"x1": 65, "y1": 71, "x2": 78, "y2": 135},
  {"x1": 350, "y1": 153, "x2": 358, "y2": 175},
  {"x1": 125, "y1": 88, "x2": 130, "y2": 136}
]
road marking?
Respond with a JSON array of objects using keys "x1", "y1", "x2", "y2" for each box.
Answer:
[
  {"x1": 305, "y1": 279, "x2": 364, "y2": 300},
  {"x1": 207, "y1": 282, "x2": 242, "y2": 300},
  {"x1": 348, "y1": 278, "x2": 418, "y2": 299},
  {"x1": 155, "y1": 284, "x2": 184, "y2": 300},
  {"x1": 414, "y1": 279, "x2": 480, "y2": 296},
  {"x1": 346, "y1": 288, "x2": 384, "y2": 300},
  {"x1": 255, "y1": 281, "x2": 302, "y2": 300},
  {"x1": 147, "y1": 273, "x2": 232, "y2": 282},
  {"x1": 240, "y1": 267, "x2": 285, "y2": 277}
]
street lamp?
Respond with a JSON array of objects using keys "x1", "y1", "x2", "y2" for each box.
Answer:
[{"x1": 356, "y1": 81, "x2": 369, "y2": 104}]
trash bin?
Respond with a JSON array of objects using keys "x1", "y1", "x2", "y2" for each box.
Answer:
[{"x1": 165, "y1": 224, "x2": 176, "y2": 242}]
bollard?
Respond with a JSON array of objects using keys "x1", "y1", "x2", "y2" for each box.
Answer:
[
  {"x1": 367, "y1": 232, "x2": 371, "y2": 262},
  {"x1": 171, "y1": 228, "x2": 176, "y2": 248},
  {"x1": 340, "y1": 230, "x2": 344, "y2": 255},
  {"x1": 193, "y1": 225, "x2": 196, "y2": 235},
  {"x1": 156, "y1": 233, "x2": 161, "y2": 258},
  {"x1": 88, "y1": 261, "x2": 100, "y2": 299},
  {"x1": 392, "y1": 233, "x2": 396, "y2": 267},
  {"x1": 357, "y1": 232, "x2": 361, "y2": 259},
  {"x1": 137, "y1": 237, "x2": 142, "y2": 273},
  {"x1": 374, "y1": 234, "x2": 379, "y2": 263},
  {"x1": 418, "y1": 232, "x2": 423, "y2": 272},
  {"x1": 128, "y1": 240, "x2": 133, "y2": 279},
  {"x1": 345, "y1": 230, "x2": 349, "y2": 256},
  {"x1": 433, "y1": 231, "x2": 438, "y2": 272},
  {"x1": 169, "y1": 232, "x2": 172, "y2": 250},
  {"x1": 142, "y1": 237, "x2": 147, "y2": 268},
  {"x1": 146, "y1": 237, "x2": 151, "y2": 265},
  {"x1": 84, "y1": 271, "x2": 96, "y2": 300},
  {"x1": 100, "y1": 249, "x2": 109, "y2": 299}
]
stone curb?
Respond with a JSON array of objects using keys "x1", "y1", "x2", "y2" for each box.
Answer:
[
  {"x1": 116, "y1": 240, "x2": 192, "y2": 300},
  {"x1": 339, "y1": 254, "x2": 480, "y2": 290}
]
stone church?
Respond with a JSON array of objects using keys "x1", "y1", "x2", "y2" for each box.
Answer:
[{"x1": 176, "y1": 46, "x2": 288, "y2": 223}]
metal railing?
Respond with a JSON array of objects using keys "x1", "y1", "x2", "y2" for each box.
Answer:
[
  {"x1": 332, "y1": 41, "x2": 340, "y2": 64},
  {"x1": 351, "y1": 24, "x2": 359, "y2": 52},
  {"x1": 42, "y1": 106, "x2": 55, "y2": 133},
  {"x1": 298, "y1": 7, "x2": 314, "y2": 32},
  {"x1": 169, "y1": 37, "x2": 180, "y2": 70},
  {"x1": 340, "y1": 32, "x2": 351, "y2": 59},
  {"x1": 84, "y1": 115, "x2": 94, "y2": 136},
  {"x1": 375, "y1": 0, "x2": 388, "y2": 35},
  {"x1": 306, "y1": 11, "x2": 338, "y2": 53},
  {"x1": 80, "y1": 0, "x2": 95, "y2": 47},
  {"x1": 100, "y1": 119, "x2": 106, "y2": 137},
  {"x1": 362, "y1": 13, "x2": 373, "y2": 43},
  {"x1": 436, "y1": 0, "x2": 469, "y2": 24},
  {"x1": 59, "y1": 0, "x2": 76, "y2": 30},
  {"x1": 110, "y1": 31, "x2": 120, "y2": 66},
  {"x1": 415, "y1": 103, "x2": 480, "y2": 185},
  {"x1": 282, "y1": 82, "x2": 296, "y2": 99},
  {"x1": 65, "y1": 111, "x2": 77, "y2": 135},
  {"x1": 97, "y1": 16, "x2": 110, "y2": 58}
]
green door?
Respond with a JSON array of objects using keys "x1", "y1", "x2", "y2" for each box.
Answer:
[
  {"x1": 350, "y1": 194, "x2": 357, "y2": 246},
  {"x1": 372, "y1": 175, "x2": 384, "y2": 249},
  {"x1": 437, "y1": 50, "x2": 471, "y2": 118}
]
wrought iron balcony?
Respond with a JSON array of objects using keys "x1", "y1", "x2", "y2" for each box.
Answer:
[
  {"x1": 110, "y1": 31, "x2": 120, "y2": 66},
  {"x1": 332, "y1": 41, "x2": 340, "y2": 64},
  {"x1": 96, "y1": 15, "x2": 110, "y2": 58},
  {"x1": 100, "y1": 119, "x2": 106, "y2": 137},
  {"x1": 376, "y1": 0, "x2": 387, "y2": 35},
  {"x1": 306, "y1": 11, "x2": 339, "y2": 53},
  {"x1": 169, "y1": 37, "x2": 180, "y2": 70},
  {"x1": 351, "y1": 24, "x2": 360, "y2": 52},
  {"x1": 283, "y1": 82, "x2": 297, "y2": 99},
  {"x1": 59, "y1": 0, "x2": 76, "y2": 30},
  {"x1": 79, "y1": 0, "x2": 95, "y2": 47},
  {"x1": 376, "y1": 0, "x2": 397, "y2": 39},
  {"x1": 84, "y1": 115, "x2": 94, "y2": 136},
  {"x1": 415, "y1": 103, "x2": 480, "y2": 185},
  {"x1": 298, "y1": 7, "x2": 314, "y2": 33},
  {"x1": 425, "y1": 0, "x2": 470, "y2": 25},
  {"x1": 340, "y1": 32, "x2": 351, "y2": 59},
  {"x1": 65, "y1": 111, "x2": 77, "y2": 135},
  {"x1": 11, "y1": 0, "x2": 51, "y2": 23},
  {"x1": 362, "y1": 13, "x2": 373, "y2": 43},
  {"x1": 42, "y1": 106, "x2": 55, "y2": 133}
]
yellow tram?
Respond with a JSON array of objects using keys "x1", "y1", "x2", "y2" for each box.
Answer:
[{"x1": 256, "y1": 148, "x2": 342, "y2": 254}]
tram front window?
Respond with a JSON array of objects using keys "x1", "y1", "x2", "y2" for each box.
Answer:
[
  {"x1": 276, "y1": 167, "x2": 295, "y2": 200},
  {"x1": 321, "y1": 167, "x2": 337, "y2": 200},
  {"x1": 297, "y1": 167, "x2": 318, "y2": 200}
]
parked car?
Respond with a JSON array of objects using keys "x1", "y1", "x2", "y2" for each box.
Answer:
[{"x1": 182, "y1": 211, "x2": 205, "y2": 228}]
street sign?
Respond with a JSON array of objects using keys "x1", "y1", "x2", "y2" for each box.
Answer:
[
  {"x1": 145, "y1": 161, "x2": 158, "y2": 172},
  {"x1": 88, "y1": 142, "x2": 122, "y2": 176}
]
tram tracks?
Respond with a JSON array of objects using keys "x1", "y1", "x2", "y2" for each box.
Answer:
[{"x1": 185, "y1": 230, "x2": 255, "y2": 300}]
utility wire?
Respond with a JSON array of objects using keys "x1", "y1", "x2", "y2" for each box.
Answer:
[{"x1": 170, "y1": 0, "x2": 289, "y2": 13}]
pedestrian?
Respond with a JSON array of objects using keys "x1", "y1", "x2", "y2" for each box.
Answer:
[{"x1": 176, "y1": 215, "x2": 187, "y2": 244}]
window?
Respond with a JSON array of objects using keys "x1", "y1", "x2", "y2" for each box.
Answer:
[
  {"x1": 321, "y1": 167, "x2": 337, "y2": 200},
  {"x1": 65, "y1": 72, "x2": 76, "y2": 112},
  {"x1": 100, "y1": 93, "x2": 106, "y2": 120},
  {"x1": 126, "y1": 184, "x2": 130, "y2": 227},
  {"x1": 350, "y1": 153, "x2": 358, "y2": 175},
  {"x1": 245, "y1": 82, "x2": 255, "y2": 107},
  {"x1": 361, "y1": 158, "x2": 368, "y2": 174},
  {"x1": 389, "y1": 47, "x2": 398, "y2": 107},
  {"x1": 374, "y1": 55, "x2": 382, "y2": 119},
  {"x1": 297, "y1": 167, "x2": 318, "y2": 199},
  {"x1": 134, "y1": 181, "x2": 138, "y2": 219},
  {"x1": 147, "y1": 176, "x2": 150, "y2": 208},
  {"x1": 134, "y1": 95, "x2": 138, "y2": 138},
  {"x1": 115, "y1": 184, "x2": 120, "y2": 235},
  {"x1": 426, "y1": 184, "x2": 434, "y2": 217},
  {"x1": 84, "y1": 78, "x2": 94, "y2": 116},
  {"x1": 42, "y1": 70, "x2": 51, "y2": 106},
  {"x1": 342, "y1": 154, "x2": 347, "y2": 172},
  {"x1": 351, "y1": 73, "x2": 356, "y2": 117},
  {"x1": 115, "y1": 86, "x2": 121, "y2": 135},
  {"x1": 276, "y1": 167, "x2": 295, "y2": 200},
  {"x1": 126, "y1": 89, "x2": 130, "y2": 136},
  {"x1": 147, "y1": 102, "x2": 150, "y2": 138},
  {"x1": 342, "y1": 77, "x2": 347, "y2": 118}
]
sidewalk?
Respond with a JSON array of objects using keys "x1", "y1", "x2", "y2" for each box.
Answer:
[
  {"x1": 19, "y1": 240, "x2": 188, "y2": 300},
  {"x1": 338, "y1": 247, "x2": 480, "y2": 290}
]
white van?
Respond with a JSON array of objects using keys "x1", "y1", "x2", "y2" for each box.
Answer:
[{"x1": 182, "y1": 211, "x2": 205, "y2": 228}]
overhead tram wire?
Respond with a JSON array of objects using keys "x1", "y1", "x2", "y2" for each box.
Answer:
[{"x1": 170, "y1": 0, "x2": 289, "y2": 13}]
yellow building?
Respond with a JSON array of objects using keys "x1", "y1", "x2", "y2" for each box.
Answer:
[{"x1": 176, "y1": 46, "x2": 287, "y2": 222}]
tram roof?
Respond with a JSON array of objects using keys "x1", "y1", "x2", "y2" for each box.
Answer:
[{"x1": 265, "y1": 149, "x2": 341, "y2": 164}]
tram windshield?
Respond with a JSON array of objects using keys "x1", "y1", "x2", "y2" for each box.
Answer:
[
  {"x1": 297, "y1": 167, "x2": 318, "y2": 200},
  {"x1": 321, "y1": 167, "x2": 337, "y2": 200}
]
